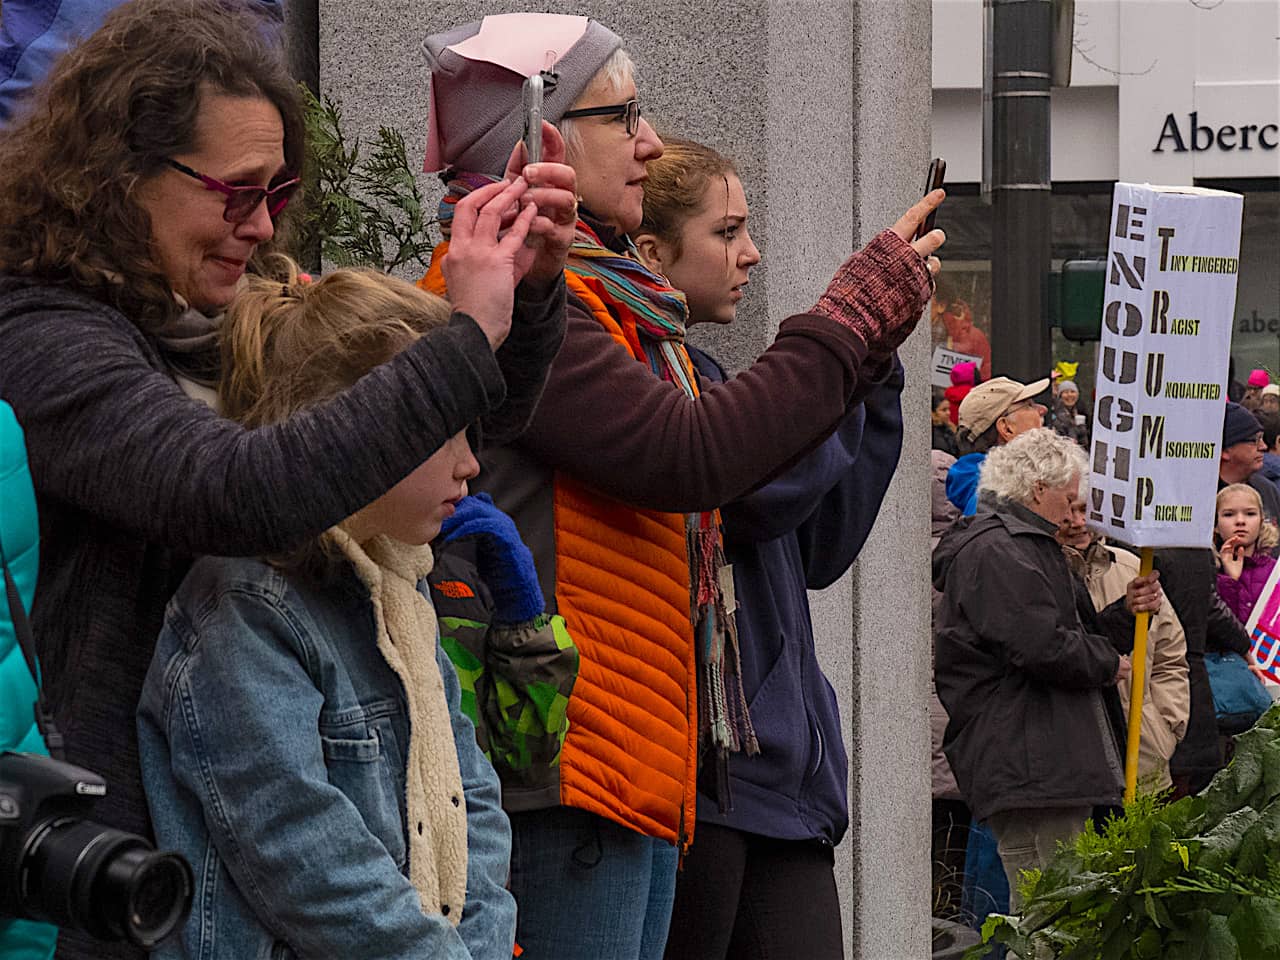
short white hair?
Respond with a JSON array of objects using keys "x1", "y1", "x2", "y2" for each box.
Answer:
[
  {"x1": 979, "y1": 427, "x2": 1088, "y2": 505},
  {"x1": 559, "y1": 48, "x2": 636, "y2": 163}
]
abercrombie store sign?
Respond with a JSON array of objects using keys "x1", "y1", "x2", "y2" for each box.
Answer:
[{"x1": 1154, "y1": 112, "x2": 1279, "y2": 153}]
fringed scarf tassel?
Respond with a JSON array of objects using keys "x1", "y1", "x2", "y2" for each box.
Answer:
[{"x1": 689, "y1": 515, "x2": 758, "y2": 813}]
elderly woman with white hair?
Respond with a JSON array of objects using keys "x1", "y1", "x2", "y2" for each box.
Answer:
[{"x1": 933, "y1": 428, "x2": 1162, "y2": 906}]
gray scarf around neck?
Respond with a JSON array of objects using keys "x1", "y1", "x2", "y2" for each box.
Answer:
[{"x1": 154, "y1": 300, "x2": 222, "y2": 388}]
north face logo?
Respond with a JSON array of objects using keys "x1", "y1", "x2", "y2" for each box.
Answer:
[{"x1": 433, "y1": 580, "x2": 475, "y2": 599}]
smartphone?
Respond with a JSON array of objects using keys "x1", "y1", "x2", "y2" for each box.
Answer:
[
  {"x1": 915, "y1": 157, "x2": 946, "y2": 240},
  {"x1": 521, "y1": 74, "x2": 544, "y2": 166}
]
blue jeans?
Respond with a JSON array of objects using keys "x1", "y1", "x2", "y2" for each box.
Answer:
[
  {"x1": 962, "y1": 820, "x2": 1010, "y2": 927},
  {"x1": 509, "y1": 806, "x2": 679, "y2": 960}
]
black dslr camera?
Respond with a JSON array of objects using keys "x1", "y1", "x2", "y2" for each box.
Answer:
[{"x1": 0, "y1": 751, "x2": 193, "y2": 948}]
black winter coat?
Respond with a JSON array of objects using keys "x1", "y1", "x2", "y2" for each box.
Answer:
[
  {"x1": 932, "y1": 421, "x2": 960, "y2": 457},
  {"x1": 1154, "y1": 548, "x2": 1249, "y2": 787},
  {"x1": 933, "y1": 494, "x2": 1130, "y2": 821}
]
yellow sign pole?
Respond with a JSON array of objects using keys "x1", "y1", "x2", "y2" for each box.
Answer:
[{"x1": 1123, "y1": 546, "x2": 1155, "y2": 804}]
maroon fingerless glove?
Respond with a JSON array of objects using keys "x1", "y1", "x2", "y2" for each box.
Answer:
[{"x1": 809, "y1": 229, "x2": 934, "y2": 354}]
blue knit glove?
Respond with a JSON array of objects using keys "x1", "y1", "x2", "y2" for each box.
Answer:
[{"x1": 439, "y1": 493, "x2": 544, "y2": 624}]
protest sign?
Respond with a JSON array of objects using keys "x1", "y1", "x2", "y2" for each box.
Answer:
[
  {"x1": 1244, "y1": 562, "x2": 1280, "y2": 687},
  {"x1": 929, "y1": 346, "x2": 983, "y2": 389},
  {"x1": 1088, "y1": 184, "x2": 1244, "y2": 549}
]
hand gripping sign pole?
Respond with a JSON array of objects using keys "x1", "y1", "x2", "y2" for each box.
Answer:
[
  {"x1": 1087, "y1": 183, "x2": 1242, "y2": 804},
  {"x1": 1125, "y1": 548, "x2": 1154, "y2": 803}
]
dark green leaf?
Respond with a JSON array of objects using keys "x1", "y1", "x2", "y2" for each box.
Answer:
[
  {"x1": 1235, "y1": 801, "x2": 1280, "y2": 877},
  {"x1": 1227, "y1": 895, "x2": 1280, "y2": 955},
  {"x1": 1201, "y1": 912, "x2": 1242, "y2": 960},
  {"x1": 1198, "y1": 808, "x2": 1261, "y2": 873}
]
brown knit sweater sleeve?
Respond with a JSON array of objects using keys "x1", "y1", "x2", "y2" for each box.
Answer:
[
  {"x1": 517, "y1": 233, "x2": 928, "y2": 514},
  {"x1": 811, "y1": 229, "x2": 934, "y2": 353}
]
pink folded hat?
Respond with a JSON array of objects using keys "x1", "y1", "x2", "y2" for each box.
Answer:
[
  {"x1": 422, "y1": 13, "x2": 622, "y2": 175},
  {"x1": 1249, "y1": 368, "x2": 1271, "y2": 388}
]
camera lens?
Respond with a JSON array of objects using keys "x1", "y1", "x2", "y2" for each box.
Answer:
[
  {"x1": 20, "y1": 816, "x2": 193, "y2": 948},
  {"x1": 93, "y1": 843, "x2": 193, "y2": 947}
]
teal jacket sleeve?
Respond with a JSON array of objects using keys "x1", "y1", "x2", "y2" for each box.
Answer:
[{"x1": 0, "y1": 401, "x2": 54, "y2": 960}]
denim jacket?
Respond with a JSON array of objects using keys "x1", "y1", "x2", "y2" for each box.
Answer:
[{"x1": 137, "y1": 554, "x2": 515, "y2": 960}]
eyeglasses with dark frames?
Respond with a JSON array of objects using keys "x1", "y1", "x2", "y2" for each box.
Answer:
[
  {"x1": 164, "y1": 159, "x2": 300, "y2": 224},
  {"x1": 1000, "y1": 399, "x2": 1041, "y2": 419},
  {"x1": 560, "y1": 99, "x2": 642, "y2": 138}
]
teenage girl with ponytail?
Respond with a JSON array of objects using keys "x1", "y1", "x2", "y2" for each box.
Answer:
[{"x1": 632, "y1": 138, "x2": 906, "y2": 960}]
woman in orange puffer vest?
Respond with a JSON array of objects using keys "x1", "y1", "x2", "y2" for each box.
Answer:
[{"x1": 421, "y1": 13, "x2": 944, "y2": 959}]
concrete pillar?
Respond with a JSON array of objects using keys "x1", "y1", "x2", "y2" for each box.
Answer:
[
  {"x1": 317, "y1": 3, "x2": 932, "y2": 956},
  {"x1": 842, "y1": 6, "x2": 935, "y2": 955}
]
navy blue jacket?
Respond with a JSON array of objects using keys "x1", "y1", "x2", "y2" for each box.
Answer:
[
  {"x1": 0, "y1": 1, "x2": 283, "y2": 124},
  {"x1": 1261, "y1": 452, "x2": 1280, "y2": 489},
  {"x1": 688, "y1": 347, "x2": 904, "y2": 844}
]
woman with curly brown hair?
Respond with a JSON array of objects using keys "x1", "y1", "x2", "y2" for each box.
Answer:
[{"x1": 0, "y1": 3, "x2": 577, "y2": 957}]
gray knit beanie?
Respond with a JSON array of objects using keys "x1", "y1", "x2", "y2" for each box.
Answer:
[{"x1": 423, "y1": 14, "x2": 623, "y2": 175}]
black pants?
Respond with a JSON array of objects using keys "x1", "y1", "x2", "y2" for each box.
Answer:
[{"x1": 662, "y1": 822, "x2": 843, "y2": 960}]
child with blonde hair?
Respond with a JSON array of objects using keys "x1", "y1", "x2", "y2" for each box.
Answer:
[
  {"x1": 1215, "y1": 482, "x2": 1280, "y2": 627},
  {"x1": 137, "y1": 258, "x2": 551, "y2": 960}
]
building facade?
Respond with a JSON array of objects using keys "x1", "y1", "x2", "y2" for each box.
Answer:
[{"x1": 931, "y1": 0, "x2": 1278, "y2": 387}]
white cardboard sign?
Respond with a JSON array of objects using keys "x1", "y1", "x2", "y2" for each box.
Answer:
[
  {"x1": 930, "y1": 346, "x2": 984, "y2": 389},
  {"x1": 1088, "y1": 183, "x2": 1243, "y2": 548}
]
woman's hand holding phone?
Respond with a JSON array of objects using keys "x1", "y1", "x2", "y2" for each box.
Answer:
[
  {"x1": 895, "y1": 157, "x2": 946, "y2": 281},
  {"x1": 896, "y1": 190, "x2": 946, "y2": 270},
  {"x1": 442, "y1": 178, "x2": 537, "y2": 350},
  {"x1": 506, "y1": 121, "x2": 577, "y2": 292}
]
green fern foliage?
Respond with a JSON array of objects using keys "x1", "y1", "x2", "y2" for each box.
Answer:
[{"x1": 294, "y1": 85, "x2": 437, "y2": 274}]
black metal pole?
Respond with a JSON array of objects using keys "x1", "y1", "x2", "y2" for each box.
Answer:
[
  {"x1": 285, "y1": 0, "x2": 319, "y2": 96},
  {"x1": 990, "y1": 0, "x2": 1053, "y2": 383}
]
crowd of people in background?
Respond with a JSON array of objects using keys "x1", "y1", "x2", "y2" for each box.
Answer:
[
  {"x1": 0, "y1": 3, "x2": 944, "y2": 960},
  {"x1": 1, "y1": 2, "x2": 1272, "y2": 958},
  {"x1": 929, "y1": 359, "x2": 1280, "y2": 936}
]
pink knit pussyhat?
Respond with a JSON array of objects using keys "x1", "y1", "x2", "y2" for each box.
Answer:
[{"x1": 950, "y1": 361, "x2": 977, "y2": 387}]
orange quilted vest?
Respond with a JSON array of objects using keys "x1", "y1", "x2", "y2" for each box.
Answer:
[{"x1": 420, "y1": 248, "x2": 698, "y2": 850}]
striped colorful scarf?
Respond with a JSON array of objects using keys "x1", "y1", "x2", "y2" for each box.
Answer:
[
  {"x1": 567, "y1": 221, "x2": 759, "y2": 808},
  {"x1": 439, "y1": 176, "x2": 759, "y2": 806}
]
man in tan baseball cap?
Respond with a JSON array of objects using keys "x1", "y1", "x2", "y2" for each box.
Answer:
[{"x1": 946, "y1": 376, "x2": 1050, "y2": 515}]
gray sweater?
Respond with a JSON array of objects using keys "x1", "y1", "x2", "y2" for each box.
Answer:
[{"x1": 0, "y1": 274, "x2": 563, "y2": 960}]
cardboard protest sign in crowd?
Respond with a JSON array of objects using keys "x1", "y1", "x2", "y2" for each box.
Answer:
[
  {"x1": 1088, "y1": 183, "x2": 1245, "y2": 798},
  {"x1": 1088, "y1": 183, "x2": 1244, "y2": 550}
]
